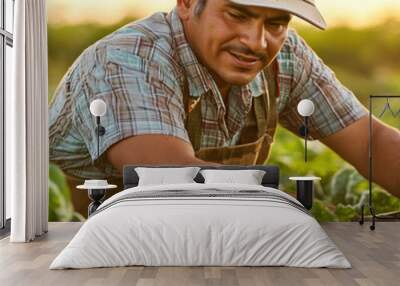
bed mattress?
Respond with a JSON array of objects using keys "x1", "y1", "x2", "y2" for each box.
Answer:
[{"x1": 50, "y1": 183, "x2": 351, "y2": 269}]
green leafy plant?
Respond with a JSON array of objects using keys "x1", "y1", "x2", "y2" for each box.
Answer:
[
  {"x1": 311, "y1": 199, "x2": 336, "y2": 222},
  {"x1": 270, "y1": 127, "x2": 400, "y2": 222},
  {"x1": 49, "y1": 164, "x2": 84, "y2": 222}
]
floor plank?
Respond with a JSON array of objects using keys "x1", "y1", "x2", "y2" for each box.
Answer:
[{"x1": 0, "y1": 222, "x2": 399, "y2": 286}]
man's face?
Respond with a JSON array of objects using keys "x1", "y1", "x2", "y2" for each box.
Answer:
[{"x1": 178, "y1": 0, "x2": 292, "y2": 87}]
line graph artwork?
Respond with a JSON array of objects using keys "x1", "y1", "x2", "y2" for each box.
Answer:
[
  {"x1": 359, "y1": 95, "x2": 400, "y2": 231},
  {"x1": 377, "y1": 97, "x2": 400, "y2": 118}
]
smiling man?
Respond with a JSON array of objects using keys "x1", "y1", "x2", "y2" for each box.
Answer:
[{"x1": 49, "y1": 0, "x2": 400, "y2": 204}]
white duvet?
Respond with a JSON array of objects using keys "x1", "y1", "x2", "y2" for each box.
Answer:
[{"x1": 50, "y1": 183, "x2": 351, "y2": 269}]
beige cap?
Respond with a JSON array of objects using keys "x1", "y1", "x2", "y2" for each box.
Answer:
[{"x1": 230, "y1": 0, "x2": 327, "y2": 30}]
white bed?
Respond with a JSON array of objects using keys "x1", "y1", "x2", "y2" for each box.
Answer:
[{"x1": 50, "y1": 183, "x2": 351, "y2": 269}]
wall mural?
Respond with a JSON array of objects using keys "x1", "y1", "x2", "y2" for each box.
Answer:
[{"x1": 47, "y1": 1, "x2": 400, "y2": 222}]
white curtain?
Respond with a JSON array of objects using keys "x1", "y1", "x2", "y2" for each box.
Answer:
[{"x1": 8, "y1": 0, "x2": 49, "y2": 242}]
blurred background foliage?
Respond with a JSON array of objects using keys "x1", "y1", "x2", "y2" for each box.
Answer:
[
  {"x1": 49, "y1": 164, "x2": 85, "y2": 221},
  {"x1": 48, "y1": 17, "x2": 400, "y2": 222}
]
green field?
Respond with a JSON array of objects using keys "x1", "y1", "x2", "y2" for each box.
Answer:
[{"x1": 48, "y1": 18, "x2": 400, "y2": 222}]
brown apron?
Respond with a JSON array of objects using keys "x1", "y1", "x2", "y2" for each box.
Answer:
[{"x1": 184, "y1": 64, "x2": 279, "y2": 165}]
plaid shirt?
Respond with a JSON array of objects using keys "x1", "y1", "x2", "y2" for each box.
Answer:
[{"x1": 49, "y1": 8, "x2": 367, "y2": 179}]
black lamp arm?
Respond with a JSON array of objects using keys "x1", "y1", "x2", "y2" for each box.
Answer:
[
  {"x1": 95, "y1": 116, "x2": 106, "y2": 136},
  {"x1": 95, "y1": 116, "x2": 106, "y2": 159},
  {"x1": 298, "y1": 117, "x2": 309, "y2": 162},
  {"x1": 304, "y1": 116, "x2": 308, "y2": 162}
]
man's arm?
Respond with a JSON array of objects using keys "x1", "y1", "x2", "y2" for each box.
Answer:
[
  {"x1": 106, "y1": 134, "x2": 221, "y2": 173},
  {"x1": 320, "y1": 115, "x2": 400, "y2": 197}
]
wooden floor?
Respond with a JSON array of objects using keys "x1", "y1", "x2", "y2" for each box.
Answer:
[{"x1": 0, "y1": 222, "x2": 399, "y2": 286}]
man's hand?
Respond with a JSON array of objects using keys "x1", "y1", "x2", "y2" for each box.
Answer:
[
  {"x1": 106, "y1": 134, "x2": 220, "y2": 173},
  {"x1": 320, "y1": 115, "x2": 400, "y2": 197}
]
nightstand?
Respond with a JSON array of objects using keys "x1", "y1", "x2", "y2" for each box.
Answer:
[
  {"x1": 289, "y1": 176, "x2": 321, "y2": 210},
  {"x1": 76, "y1": 180, "x2": 117, "y2": 216}
]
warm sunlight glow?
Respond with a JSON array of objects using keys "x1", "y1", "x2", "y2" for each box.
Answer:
[{"x1": 48, "y1": 0, "x2": 400, "y2": 27}]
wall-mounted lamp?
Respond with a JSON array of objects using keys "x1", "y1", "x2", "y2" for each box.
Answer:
[
  {"x1": 89, "y1": 99, "x2": 107, "y2": 159},
  {"x1": 297, "y1": 99, "x2": 315, "y2": 162}
]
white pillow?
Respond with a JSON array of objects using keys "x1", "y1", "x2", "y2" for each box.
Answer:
[
  {"x1": 135, "y1": 167, "x2": 201, "y2": 186},
  {"x1": 200, "y1": 169, "x2": 266, "y2": 185}
]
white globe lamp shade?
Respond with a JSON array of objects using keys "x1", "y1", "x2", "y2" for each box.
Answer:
[
  {"x1": 90, "y1": 99, "x2": 107, "y2": 117},
  {"x1": 297, "y1": 99, "x2": 315, "y2": 117}
]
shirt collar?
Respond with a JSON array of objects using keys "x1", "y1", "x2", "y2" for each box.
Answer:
[{"x1": 167, "y1": 7, "x2": 265, "y2": 100}]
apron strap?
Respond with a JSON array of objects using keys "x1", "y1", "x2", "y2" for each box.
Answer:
[
  {"x1": 265, "y1": 62, "x2": 279, "y2": 135},
  {"x1": 183, "y1": 78, "x2": 202, "y2": 151},
  {"x1": 254, "y1": 62, "x2": 279, "y2": 165}
]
